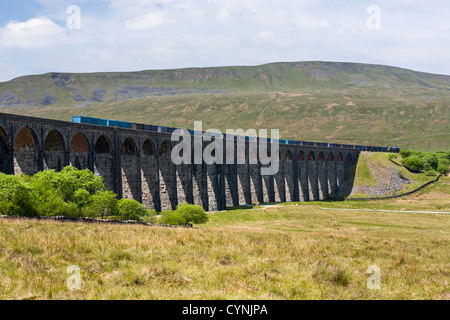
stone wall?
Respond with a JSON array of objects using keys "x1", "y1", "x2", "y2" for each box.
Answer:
[{"x1": 0, "y1": 113, "x2": 360, "y2": 212}]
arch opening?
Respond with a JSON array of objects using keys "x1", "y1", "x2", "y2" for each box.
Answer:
[
  {"x1": 121, "y1": 137, "x2": 137, "y2": 156},
  {"x1": 14, "y1": 127, "x2": 38, "y2": 151},
  {"x1": 159, "y1": 140, "x2": 172, "y2": 156},
  {"x1": 284, "y1": 150, "x2": 292, "y2": 161},
  {"x1": 346, "y1": 153, "x2": 353, "y2": 163},
  {"x1": 95, "y1": 135, "x2": 111, "y2": 154},
  {"x1": 297, "y1": 151, "x2": 304, "y2": 161},
  {"x1": 142, "y1": 139, "x2": 155, "y2": 156},
  {"x1": 327, "y1": 153, "x2": 334, "y2": 162},
  {"x1": 44, "y1": 130, "x2": 65, "y2": 152},
  {"x1": 337, "y1": 152, "x2": 343, "y2": 162},
  {"x1": 71, "y1": 133, "x2": 89, "y2": 154},
  {"x1": 318, "y1": 152, "x2": 324, "y2": 162},
  {"x1": 307, "y1": 151, "x2": 315, "y2": 161}
]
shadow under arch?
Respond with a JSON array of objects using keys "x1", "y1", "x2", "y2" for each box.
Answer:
[
  {"x1": 159, "y1": 140, "x2": 177, "y2": 210},
  {"x1": 0, "y1": 126, "x2": 9, "y2": 173},
  {"x1": 70, "y1": 132, "x2": 90, "y2": 170},
  {"x1": 14, "y1": 127, "x2": 39, "y2": 175},
  {"x1": 141, "y1": 138, "x2": 159, "y2": 210},
  {"x1": 296, "y1": 150, "x2": 309, "y2": 201},
  {"x1": 283, "y1": 149, "x2": 295, "y2": 202},
  {"x1": 43, "y1": 129, "x2": 66, "y2": 171},
  {"x1": 94, "y1": 135, "x2": 114, "y2": 191},
  {"x1": 121, "y1": 137, "x2": 140, "y2": 201}
]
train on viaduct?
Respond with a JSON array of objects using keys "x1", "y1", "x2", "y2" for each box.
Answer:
[{"x1": 0, "y1": 112, "x2": 360, "y2": 211}]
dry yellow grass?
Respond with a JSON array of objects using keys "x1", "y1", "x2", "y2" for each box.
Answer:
[{"x1": 0, "y1": 178, "x2": 449, "y2": 300}]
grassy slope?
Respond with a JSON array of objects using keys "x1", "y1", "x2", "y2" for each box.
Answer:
[
  {"x1": 339, "y1": 152, "x2": 438, "y2": 198},
  {"x1": 0, "y1": 62, "x2": 449, "y2": 151},
  {"x1": 0, "y1": 177, "x2": 449, "y2": 300}
]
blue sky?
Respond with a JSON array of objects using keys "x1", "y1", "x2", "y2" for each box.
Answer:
[{"x1": 0, "y1": 0, "x2": 449, "y2": 82}]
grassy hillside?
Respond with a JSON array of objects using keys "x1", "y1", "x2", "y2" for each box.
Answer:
[
  {"x1": 0, "y1": 177, "x2": 449, "y2": 300},
  {"x1": 339, "y1": 152, "x2": 439, "y2": 198},
  {"x1": 1, "y1": 62, "x2": 449, "y2": 151}
]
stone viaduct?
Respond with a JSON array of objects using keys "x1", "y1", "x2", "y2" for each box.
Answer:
[{"x1": 0, "y1": 112, "x2": 359, "y2": 211}]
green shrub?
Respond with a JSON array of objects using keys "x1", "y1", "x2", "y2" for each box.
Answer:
[
  {"x1": 0, "y1": 173, "x2": 38, "y2": 217},
  {"x1": 89, "y1": 191, "x2": 118, "y2": 219},
  {"x1": 140, "y1": 210, "x2": 158, "y2": 224},
  {"x1": 158, "y1": 211, "x2": 186, "y2": 225},
  {"x1": 425, "y1": 170, "x2": 438, "y2": 176},
  {"x1": 388, "y1": 154, "x2": 397, "y2": 160},
  {"x1": 437, "y1": 159, "x2": 449, "y2": 175},
  {"x1": 175, "y1": 202, "x2": 208, "y2": 224},
  {"x1": 402, "y1": 156, "x2": 423, "y2": 172},
  {"x1": 117, "y1": 199, "x2": 147, "y2": 221}
]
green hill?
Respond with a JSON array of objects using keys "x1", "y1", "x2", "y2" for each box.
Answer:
[{"x1": 1, "y1": 61, "x2": 449, "y2": 151}]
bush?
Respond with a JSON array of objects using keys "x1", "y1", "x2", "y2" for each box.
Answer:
[
  {"x1": 402, "y1": 156, "x2": 423, "y2": 172},
  {"x1": 0, "y1": 173, "x2": 38, "y2": 216},
  {"x1": 117, "y1": 199, "x2": 147, "y2": 221},
  {"x1": 175, "y1": 202, "x2": 209, "y2": 224},
  {"x1": 437, "y1": 159, "x2": 449, "y2": 175},
  {"x1": 425, "y1": 170, "x2": 438, "y2": 176},
  {"x1": 388, "y1": 154, "x2": 397, "y2": 160},
  {"x1": 89, "y1": 191, "x2": 118, "y2": 219},
  {"x1": 158, "y1": 211, "x2": 186, "y2": 225}
]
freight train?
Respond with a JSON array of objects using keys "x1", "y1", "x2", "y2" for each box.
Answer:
[{"x1": 72, "y1": 116, "x2": 400, "y2": 153}]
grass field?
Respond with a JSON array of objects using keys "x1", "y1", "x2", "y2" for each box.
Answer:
[{"x1": 0, "y1": 177, "x2": 448, "y2": 300}]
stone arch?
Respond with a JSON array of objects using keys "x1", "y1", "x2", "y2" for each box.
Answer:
[
  {"x1": 94, "y1": 135, "x2": 113, "y2": 191},
  {"x1": 142, "y1": 139, "x2": 155, "y2": 156},
  {"x1": 346, "y1": 153, "x2": 353, "y2": 163},
  {"x1": 0, "y1": 126, "x2": 9, "y2": 173},
  {"x1": 121, "y1": 137, "x2": 137, "y2": 156},
  {"x1": 121, "y1": 137, "x2": 140, "y2": 201},
  {"x1": 44, "y1": 130, "x2": 65, "y2": 153},
  {"x1": 284, "y1": 150, "x2": 293, "y2": 161},
  {"x1": 95, "y1": 135, "x2": 111, "y2": 154},
  {"x1": 297, "y1": 150, "x2": 304, "y2": 161},
  {"x1": 159, "y1": 140, "x2": 177, "y2": 210},
  {"x1": 307, "y1": 151, "x2": 315, "y2": 161},
  {"x1": 337, "y1": 152, "x2": 343, "y2": 162},
  {"x1": 71, "y1": 133, "x2": 89, "y2": 153},
  {"x1": 327, "y1": 152, "x2": 334, "y2": 162},
  {"x1": 43, "y1": 130, "x2": 66, "y2": 171},
  {"x1": 141, "y1": 138, "x2": 158, "y2": 210},
  {"x1": 14, "y1": 127, "x2": 39, "y2": 175},
  {"x1": 159, "y1": 140, "x2": 172, "y2": 156},
  {"x1": 318, "y1": 152, "x2": 324, "y2": 162},
  {"x1": 70, "y1": 132, "x2": 89, "y2": 170}
]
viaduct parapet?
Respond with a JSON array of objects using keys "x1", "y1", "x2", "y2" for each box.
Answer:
[{"x1": 0, "y1": 113, "x2": 359, "y2": 211}]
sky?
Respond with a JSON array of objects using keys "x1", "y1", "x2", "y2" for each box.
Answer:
[{"x1": 0, "y1": 0, "x2": 449, "y2": 82}]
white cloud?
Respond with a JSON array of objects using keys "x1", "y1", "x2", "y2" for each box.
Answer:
[
  {"x1": 252, "y1": 31, "x2": 277, "y2": 43},
  {"x1": 0, "y1": 17, "x2": 68, "y2": 48},
  {"x1": 293, "y1": 14, "x2": 331, "y2": 30},
  {"x1": 124, "y1": 12, "x2": 171, "y2": 30}
]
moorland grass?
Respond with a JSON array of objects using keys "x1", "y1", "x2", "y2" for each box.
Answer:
[{"x1": 0, "y1": 178, "x2": 448, "y2": 300}]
